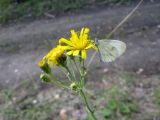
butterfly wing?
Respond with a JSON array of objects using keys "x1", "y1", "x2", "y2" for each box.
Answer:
[{"x1": 98, "y1": 39, "x2": 126, "y2": 62}]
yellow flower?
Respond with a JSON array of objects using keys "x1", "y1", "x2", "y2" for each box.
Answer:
[
  {"x1": 42, "y1": 45, "x2": 65, "y2": 67},
  {"x1": 59, "y1": 27, "x2": 97, "y2": 59}
]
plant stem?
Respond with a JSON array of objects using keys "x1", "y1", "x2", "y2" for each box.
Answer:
[
  {"x1": 49, "y1": 73, "x2": 70, "y2": 89},
  {"x1": 73, "y1": 59, "x2": 82, "y2": 76},
  {"x1": 79, "y1": 89, "x2": 97, "y2": 120},
  {"x1": 64, "y1": 65, "x2": 77, "y2": 82}
]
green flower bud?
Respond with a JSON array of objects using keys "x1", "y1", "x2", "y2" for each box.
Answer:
[
  {"x1": 40, "y1": 74, "x2": 51, "y2": 83},
  {"x1": 70, "y1": 82, "x2": 78, "y2": 91},
  {"x1": 38, "y1": 60, "x2": 51, "y2": 74}
]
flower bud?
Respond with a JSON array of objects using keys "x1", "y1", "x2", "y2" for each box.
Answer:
[
  {"x1": 38, "y1": 60, "x2": 51, "y2": 74},
  {"x1": 70, "y1": 82, "x2": 78, "y2": 91},
  {"x1": 40, "y1": 74, "x2": 51, "y2": 83}
]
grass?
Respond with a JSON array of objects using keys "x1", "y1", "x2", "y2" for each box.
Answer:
[
  {"x1": 102, "y1": 87, "x2": 138, "y2": 119},
  {"x1": 1, "y1": 72, "x2": 159, "y2": 120},
  {"x1": 0, "y1": 0, "x2": 130, "y2": 23},
  {"x1": 1, "y1": 97, "x2": 53, "y2": 120},
  {"x1": 154, "y1": 88, "x2": 160, "y2": 109},
  {"x1": 98, "y1": 73, "x2": 139, "y2": 120},
  {"x1": 0, "y1": 82, "x2": 53, "y2": 120}
]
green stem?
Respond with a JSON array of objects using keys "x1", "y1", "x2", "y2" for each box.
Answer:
[
  {"x1": 52, "y1": 81, "x2": 69, "y2": 89},
  {"x1": 58, "y1": 66, "x2": 72, "y2": 82},
  {"x1": 80, "y1": 60, "x2": 86, "y2": 87},
  {"x1": 50, "y1": 78, "x2": 69, "y2": 89},
  {"x1": 68, "y1": 58, "x2": 77, "y2": 79},
  {"x1": 73, "y1": 59, "x2": 82, "y2": 76},
  {"x1": 79, "y1": 89, "x2": 97, "y2": 120},
  {"x1": 72, "y1": 59, "x2": 84, "y2": 87},
  {"x1": 49, "y1": 73, "x2": 69, "y2": 89},
  {"x1": 64, "y1": 65, "x2": 77, "y2": 82}
]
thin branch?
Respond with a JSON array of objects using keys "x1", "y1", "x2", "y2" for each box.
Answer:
[{"x1": 107, "y1": 0, "x2": 144, "y2": 38}]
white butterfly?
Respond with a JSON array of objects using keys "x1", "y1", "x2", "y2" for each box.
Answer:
[{"x1": 96, "y1": 39, "x2": 126, "y2": 62}]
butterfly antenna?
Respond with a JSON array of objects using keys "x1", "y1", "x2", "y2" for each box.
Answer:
[{"x1": 107, "y1": 0, "x2": 144, "y2": 39}]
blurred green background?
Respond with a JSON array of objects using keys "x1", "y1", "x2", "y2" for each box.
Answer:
[{"x1": 0, "y1": 0, "x2": 130, "y2": 23}]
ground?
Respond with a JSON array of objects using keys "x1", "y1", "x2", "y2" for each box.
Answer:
[
  {"x1": 0, "y1": 1, "x2": 160, "y2": 120},
  {"x1": 0, "y1": 72, "x2": 160, "y2": 120}
]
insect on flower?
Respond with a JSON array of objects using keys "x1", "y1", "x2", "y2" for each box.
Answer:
[{"x1": 96, "y1": 39, "x2": 126, "y2": 62}]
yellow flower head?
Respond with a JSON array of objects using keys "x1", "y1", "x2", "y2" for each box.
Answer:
[
  {"x1": 59, "y1": 27, "x2": 97, "y2": 59},
  {"x1": 42, "y1": 45, "x2": 65, "y2": 67}
]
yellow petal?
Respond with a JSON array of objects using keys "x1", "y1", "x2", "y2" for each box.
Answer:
[
  {"x1": 60, "y1": 46, "x2": 71, "y2": 50},
  {"x1": 81, "y1": 50, "x2": 87, "y2": 59},
  {"x1": 80, "y1": 27, "x2": 84, "y2": 39},
  {"x1": 70, "y1": 34, "x2": 79, "y2": 46},
  {"x1": 80, "y1": 28, "x2": 89, "y2": 37},
  {"x1": 85, "y1": 44, "x2": 92, "y2": 50},
  {"x1": 84, "y1": 27, "x2": 89, "y2": 34},
  {"x1": 80, "y1": 27, "x2": 89, "y2": 40},
  {"x1": 70, "y1": 30, "x2": 79, "y2": 42},
  {"x1": 85, "y1": 44, "x2": 98, "y2": 51},
  {"x1": 92, "y1": 44, "x2": 98, "y2": 51},
  {"x1": 59, "y1": 38, "x2": 73, "y2": 46},
  {"x1": 67, "y1": 51, "x2": 73, "y2": 55},
  {"x1": 73, "y1": 50, "x2": 80, "y2": 56}
]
